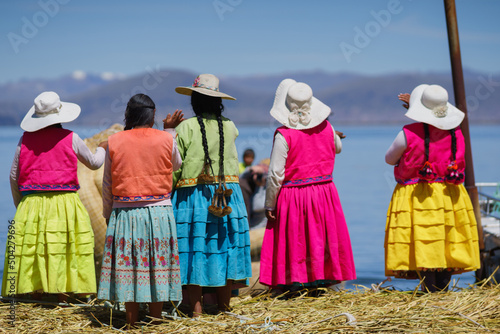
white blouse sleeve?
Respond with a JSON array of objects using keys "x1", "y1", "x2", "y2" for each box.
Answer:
[
  {"x1": 385, "y1": 130, "x2": 407, "y2": 165},
  {"x1": 72, "y1": 132, "x2": 105, "y2": 170},
  {"x1": 265, "y1": 132, "x2": 288, "y2": 210},
  {"x1": 165, "y1": 128, "x2": 182, "y2": 171},
  {"x1": 102, "y1": 148, "x2": 113, "y2": 219},
  {"x1": 331, "y1": 124, "x2": 342, "y2": 154},
  {"x1": 10, "y1": 137, "x2": 22, "y2": 208}
]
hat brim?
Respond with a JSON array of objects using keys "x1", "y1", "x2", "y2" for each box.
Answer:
[
  {"x1": 20, "y1": 101, "x2": 81, "y2": 132},
  {"x1": 175, "y1": 86, "x2": 236, "y2": 100},
  {"x1": 270, "y1": 79, "x2": 331, "y2": 130},
  {"x1": 404, "y1": 84, "x2": 464, "y2": 130}
]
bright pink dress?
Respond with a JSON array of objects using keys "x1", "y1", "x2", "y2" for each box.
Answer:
[{"x1": 260, "y1": 120, "x2": 356, "y2": 287}]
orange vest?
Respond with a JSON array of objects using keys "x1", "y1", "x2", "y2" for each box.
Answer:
[{"x1": 108, "y1": 128, "x2": 173, "y2": 202}]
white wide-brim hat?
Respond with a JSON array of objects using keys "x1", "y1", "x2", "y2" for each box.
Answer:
[
  {"x1": 270, "y1": 79, "x2": 331, "y2": 130},
  {"x1": 405, "y1": 84, "x2": 464, "y2": 130},
  {"x1": 175, "y1": 73, "x2": 236, "y2": 100},
  {"x1": 21, "y1": 91, "x2": 81, "y2": 132}
]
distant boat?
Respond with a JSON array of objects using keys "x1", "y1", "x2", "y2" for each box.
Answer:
[{"x1": 476, "y1": 182, "x2": 500, "y2": 283}]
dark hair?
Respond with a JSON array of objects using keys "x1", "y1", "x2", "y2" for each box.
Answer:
[
  {"x1": 191, "y1": 91, "x2": 225, "y2": 178},
  {"x1": 124, "y1": 94, "x2": 156, "y2": 130},
  {"x1": 243, "y1": 148, "x2": 255, "y2": 158}
]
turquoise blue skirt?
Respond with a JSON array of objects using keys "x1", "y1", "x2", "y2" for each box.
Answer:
[
  {"x1": 172, "y1": 183, "x2": 252, "y2": 287},
  {"x1": 97, "y1": 206, "x2": 182, "y2": 303}
]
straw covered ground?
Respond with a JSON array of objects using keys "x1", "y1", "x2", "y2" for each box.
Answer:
[{"x1": 0, "y1": 280, "x2": 498, "y2": 333}]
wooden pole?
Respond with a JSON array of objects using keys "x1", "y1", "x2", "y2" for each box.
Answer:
[{"x1": 444, "y1": 0, "x2": 484, "y2": 250}]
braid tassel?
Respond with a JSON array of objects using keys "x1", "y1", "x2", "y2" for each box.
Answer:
[
  {"x1": 223, "y1": 178, "x2": 232, "y2": 197},
  {"x1": 446, "y1": 161, "x2": 465, "y2": 184},
  {"x1": 418, "y1": 161, "x2": 437, "y2": 181},
  {"x1": 198, "y1": 161, "x2": 215, "y2": 183},
  {"x1": 209, "y1": 179, "x2": 231, "y2": 217},
  {"x1": 221, "y1": 180, "x2": 232, "y2": 215},
  {"x1": 207, "y1": 113, "x2": 232, "y2": 217},
  {"x1": 445, "y1": 129, "x2": 464, "y2": 184},
  {"x1": 208, "y1": 187, "x2": 219, "y2": 215}
]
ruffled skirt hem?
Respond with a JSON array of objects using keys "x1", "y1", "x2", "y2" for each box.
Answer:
[
  {"x1": 97, "y1": 206, "x2": 182, "y2": 303},
  {"x1": 384, "y1": 182, "x2": 480, "y2": 278},
  {"x1": 1, "y1": 192, "x2": 96, "y2": 295},
  {"x1": 260, "y1": 182, "x2": 356, "y2": 287},
  {"x1": 173, "y1": 184, "x2": 252, "y2": 287}
]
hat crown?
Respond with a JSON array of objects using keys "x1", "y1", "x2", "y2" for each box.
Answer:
[
  {"x1": 270, "y1": 78, "x2": 331, "y2": 130},
  {"x1": 175, "y1": 73, "x2": 235, "y2": 100},
  {"x1": 192, "y1": 74, "x2": 220, "y2": 92},
  {"x1": 421, "y1": 85, "x2": 448, "y2": 110},
  {"x1": 287, "y1": 83, "x2": 313, "y2": 106},
  {"x1": 34, "y1": 91, "x2": 61, "y2": 116}
]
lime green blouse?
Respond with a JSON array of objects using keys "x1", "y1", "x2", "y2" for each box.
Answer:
[{"x1": 173, "y1": 115, "x2": 240, "y2": 188}]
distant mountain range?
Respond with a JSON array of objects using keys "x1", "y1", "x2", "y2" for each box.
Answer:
[{"x1": 1, "y1": 69, "x2": 499, "y2": 127}]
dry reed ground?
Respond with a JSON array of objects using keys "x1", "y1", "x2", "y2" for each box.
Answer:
[{"x1": 0, "y1": 281, "x2": 498, "y2": 333}]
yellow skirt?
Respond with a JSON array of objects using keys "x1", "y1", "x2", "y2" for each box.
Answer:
[
  {"x1": 2, "y1": 192, "x2": 96, "y2": 295},
  {"x1": 384, "y1": 182, "x2": 480, "y2": 278}
]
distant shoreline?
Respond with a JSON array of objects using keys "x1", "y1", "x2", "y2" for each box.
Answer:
[{"x1": 2, "y1": 120, "x2": 500, "y2": 127}]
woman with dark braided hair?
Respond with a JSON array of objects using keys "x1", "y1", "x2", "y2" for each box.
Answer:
[
  {"x1": 170, "y1": 74, "x2": 252, "y2": 317},
  {"x1": 98, "y1": 94, "x2": 185, "y2": 326},
  {"x1": 384, "y1": 85, "x2": 480, "y2": 292}
]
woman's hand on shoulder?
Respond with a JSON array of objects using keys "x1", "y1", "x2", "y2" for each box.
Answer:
[
  {"x1": 398, "y1": 93, "x2": 410, "y2": 109},
  {"x1": 98, "y1": 140, "x2": 108, "y2": 150},
  {"x1": 163, "y1": 109, "x2": 185, "y2": 129}
]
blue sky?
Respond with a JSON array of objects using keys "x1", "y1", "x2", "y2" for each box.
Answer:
[{"x1": 1, "y1": 0, "x2": 499, "y2": 83}]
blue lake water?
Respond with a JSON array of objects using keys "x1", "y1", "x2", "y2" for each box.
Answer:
[{"x1": 1, "y1": 123, "x2": 499, "y2": 291}]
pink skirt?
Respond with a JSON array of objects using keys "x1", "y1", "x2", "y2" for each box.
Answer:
[{"x1": 259, "y1": 181, "x2": 356, "y2": 287}]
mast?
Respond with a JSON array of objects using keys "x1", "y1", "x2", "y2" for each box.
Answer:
[{"x1": 444, "y1": 0, "x2": 484, "y2": 250}]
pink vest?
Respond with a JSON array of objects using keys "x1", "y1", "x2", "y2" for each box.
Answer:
[
  {"x1": 277, "y1": 120, "x2": 335, "y2": 187},
  {"x1": 108, "y1": 128, "x2": 173, "y2": 202},
  {"x1": 394, "y1": 122, "x2": 465, "y2": 185},
  {"x1": 18, "y1": 127, "x2": 79, "y2": 192}
]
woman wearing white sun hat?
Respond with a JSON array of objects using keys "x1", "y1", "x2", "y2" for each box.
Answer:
[
  {"x1": 259, "y1": 79, "x2": 356, "y2": 292},
  {"x1": 384, "y1": 84, "x2": 481, "y2": 292},
  {"x1": 2, "y1": 91, "x2": 107, "y2": 301}
]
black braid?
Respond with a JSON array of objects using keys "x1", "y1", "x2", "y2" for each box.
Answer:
[
  {"x1": 449, "y1": 128, "x2": 457, "y2": 161},
  {"x1": 217, "y1": 114, "x2": 225, "y2": 179},
  {"x1": 191, "y1": 91, "x2": 225, "y2": 179},
  {"x1": 423, "y1": 123, "x2": 430, "y2": 162},
  {"x1": 196, "y1": 114, "x2": 212, "y2": 168},
  {"x1": 424, "y1": 124, "x2": 457, "y2": 162}
]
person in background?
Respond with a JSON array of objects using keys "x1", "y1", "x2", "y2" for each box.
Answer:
[
  {"x1": 384, "y1": 84, "x2": 480, "y2": 292},
  {"x1": 260, "y1": 79, "x2": 356, "y2": 294},
  {"x1": 97, "y1": 94, "x2": 184, "y2": 326},
  {"x1": 171, "y1": 74, "x2": 252, "y2": 316},
  {"x1": 239, "y1": 148, "x2": 255, "y2": 174},
  {"x1": 2, "y1": 91, "x2": 105, "y2": 302},
  {"x1": 240, "y1": 159, "x2": 269, "y2": 229}
]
